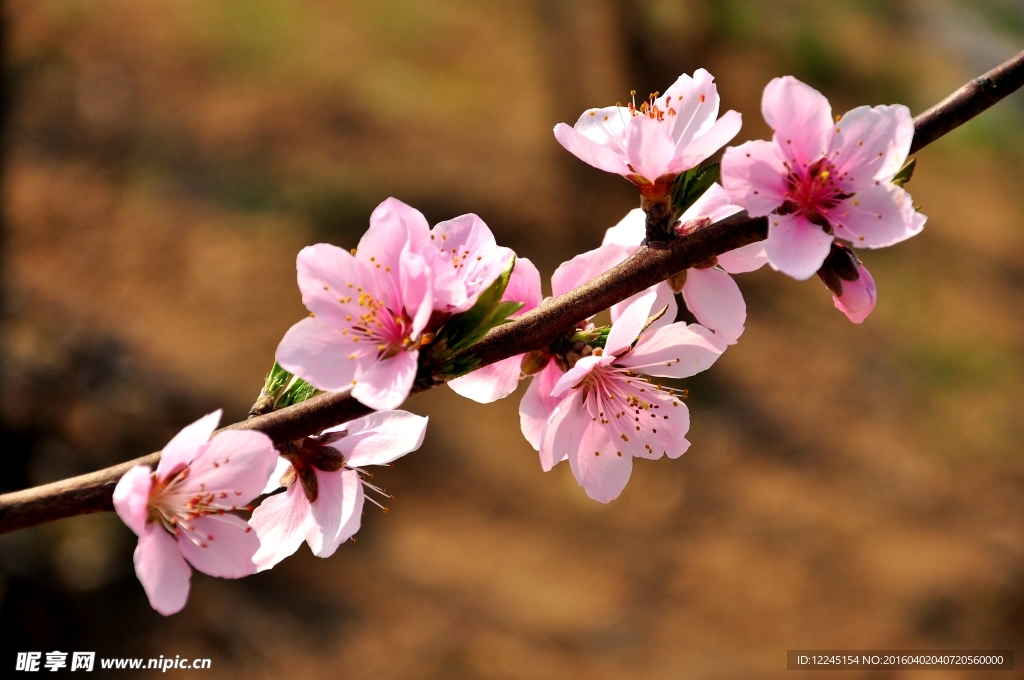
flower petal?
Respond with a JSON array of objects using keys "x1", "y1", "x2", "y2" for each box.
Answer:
[
  {"x1": 761, "y1": 76, "x2": 833, "y2": 164},
  {"x1": 829, "y1": 104, "x2": 913, "y2": 189},
  {"x1": 551, "y1": 355, "x2": 613, "y2": 398},
  {"x1": 567, "y1": 419, "x2": 634, "y2": 503},
  {"x1": 832, "y1": 183, "x2": 925, "y2": 249},
  {"x1": 249, "y1": 484, "x2": 313, "y2": 572},
  {"x1": 306, "y1": 468, "x2": 363, "y2": 558},
  {"x1": 717, "y1": 241, "x2": 769, "y2": 274},
  {"x1": 295, "y1": 244, "x2": 374, "y2": 327},
  {"x1": 431, "y1": 214, "x2": 513, "y2": 313},
  {"x1": 185, "y1": 430, "x2": 279, "y2": 505},
  {"x1": 177, "y1": 513, "x2": 260, "y2": 579},
  {"x1": 625, "y1": 115, "x2": 677, "y2": 180},
  {"x1": 399, "y1": 250, "x2": 435, "y2": 339},
  {"x1": 671, "y1": 109, "x2": 742, "y2": 172},
  {"x1": 554, "y1": 122, "x2": 630, "y2": 175},
  {"x1": 360, "y1": 198, "x2": 428, "y2": 309},
  {"x1": 680, "y1": 182, "x2": 743, "y2": 224},
  {"x1": 764, "y1": 213, "x2": 834, "y2": 280},
  {"x1": 448, "y1": 355, "x2": 523, "y2": 404},
  {"x1": 602, "y1": 208, "x2": 645, "y2": 249},
  {"x1": 276, "y1": 316, "x2": 366, "y2": 392},
  {"x1": 352, "y1": 350, "x2": 418, "y2": 411},
  {"x1": 721, "y1": 140, "x2": 788, "y2": 217},
  {"x1": 519, "y1": 361, "x2": 563, "y2": 450},
  {"x1": 538, "y1": 394, "x2": 585, "y2": 472},
  {"x1": 157, "y1": 410, "x2": 221, "y2": 478},
  {"x1": 605, "y1": 288, "x2": 657, "y2": 356},
  {"x1": 551, "y1": 244, "x2": 630, "y2": 298},
  {"x1": 663, "y1": 68, "x2": 720, "y2": 147},
  {"x1": 113, "y1": 465, "x2": 153, "y2": 537},
  {"x1": 610, "y1": 281, "x2": 676, "y2": 333},
  {"x1": 328, "y1": 410, "x2": 428, "y2": 467},
  {"x1": 621, "y1": 322, "x2": 726, "y2": 378},
  {"x1": 502, "y1": 256, "x2": 543, "y2": 314},
  {"x1": 682, "y1": 268, "x2": 746, "y2": 344},
  {"x1": 261, "y1": 456, "x2": 293, "y2": 495},
  {"x1": 134, "y1": 524, "x2": 191, "y2": 616}
]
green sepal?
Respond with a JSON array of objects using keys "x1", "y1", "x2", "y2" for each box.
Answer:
[
  {"x1": 892, "y1": 157, "x2": 916, "y2": 187},
  {"x1": 570, "y1": 326, "x2": 610, "y2": 349},
  {"x1": 257, "y1": 361, "x2": 322, "y2": 411},
  {"x1": 671, "y1": 162, "x2": 721, "y2": 218}
]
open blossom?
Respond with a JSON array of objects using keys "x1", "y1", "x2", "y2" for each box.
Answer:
[
  {"x1": 603, "y1": 183, "x2": 768, "y2": 344},
  {"x1": 722, "y1": 76, "x2": 925, "y2": 280},
  {"x1": 447, "y1": 257, "x2": 543, "y2": 403},
  {"x1": 537, "y1": 290, "x2": 726, "y2": 502},
  {"x1": 249, "y1": 411, "x2": 427, "y2": 571},
  {"x1": 112, "y1": 411, "x2": 278, "y2": 615},
  {"x1": 276, "y1": 198, "x2": 513, "y2": 410},
  {"x1": 817, "y1": 242, "x2": 877, "y2": 324},
  {"x1": 554, "y1": 69, "x2": 742, "y2": 193}
]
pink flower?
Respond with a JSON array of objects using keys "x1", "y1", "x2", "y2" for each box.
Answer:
[
  {"x1": 554, "y1": 69, "x2": 742, "y2": 194},
  {"x1": 248, "y1": 410, "x2": 427, "y2": 571},
  {"x1": 276, "y1": 198, "x2": 513, "y2": 410},
  {"x1": 816, "y1": 242, "x2": 877, "y2": 324},
  {"x1": 536, "y1": 290, "x2": 726, "y2": 502},
  {"x1": 447, "y1": 257, "x2": 543, "y2": 403},
  {"x1": 112, "y1": 411, "x2": 278, "y2": 615},
  {"x1": 603, "y1": 183, "x2": 768, "y2": 344},
  {"x1": 721, "y1": 76, "x2": 925, "y2": 280}
]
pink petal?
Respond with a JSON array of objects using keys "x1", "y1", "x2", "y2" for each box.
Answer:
[
  {"x1": 622, "y1": 322, "x2": 726, "y2": 378},
  {"x1": 832, "y1": 183, "x2": 924, "y2": 249},
  {"x1": 680, "y1": 183, "x2": 743, "y2": 224},
  {"x1": 399, "y1": 250, "x2": 434, "y2": 338},
  {"x1": 538, "y1": 394, "x2": 584, "y2": 472},
  {"x1": 663, "y1": 68, "x2": 720, "y2": 147},
  {"x1": 329, "y1": 410, "x2": 428, "y2": 467},
  {"x1": 671, "y1": 109, "x2": 742, "y2": 172},
  {"x1": 360, "y1": 198, "x2": 426, "y2": 310},
  {"x1": 571, "y1": 105, "x2": 631, "y2": 146},
  {"x1": 834, "y1": 264, "x2": 877, "y2": 324},
  {"x1": 625, "y1": 115, "x2": 677, "y2": 180},
  {"x1": 157, "y1": 410, "x2": 221, "y2": 478},
  {"x1": 431, "y1": 214, "x2": 514, "y2": 313},
  {"x1": 519, "y1": 361, "x2": 563, "y2": 450},
  {"x1": 295, "y1": 244, "x2": 374, "y2": 327},
  {"x1": 611, "y1": 281, "x2": 676, "y2": 333},
  {"x1": 717, "y1": 241, "x2": 769, "y2": 274},
  {"x1": 261, "y1": 456, "x2": 293, "y2": 495},
  {"x1": 134, "y1": 524, "x2": 191, "y2": 616},
  {"x1": 761, "y1": 76, "x2": 833, "y2": 165},
  {"x1": 306, "y1": 468, "x2": 363, "y2": 558},
  {"x1": 185, "y1": 430, "x2": 279, "y2": 505},
  {"x1": 249, "y1": 484, "x2": 313, "y2": 572},
  {"x1": 276, "y1": 316, "x2": 366, "y2": 392},
  {"x1": 682, "y1": 268, "x2": 746, "y2": 344},
  {"x1": 764, "y1": 213, "x2": 834, "y2": 280},
  {"x1": 605, "y1": 288, "x2": 657, "y2": 356},
  {"x1": 829, "y1": 104, "x2": 914, "y2": 189},
  {"x1": 113, "y1": 465, "x2": 153, "y2": 537},
  {"x1": 177, "y1": 513, "x2": 259, "y2": 579},
  {"x1": 720, "y1": 140, "x2": 788, "y2": 217},
  {"x1": 553, "y1": 122, "x2": 630, "y2": 175},
  {"x1": 551, "y1": 355, "x2": 612, "y2": 398},
  {"x1": 567, "y1": 419, "x2": 634, "y2": 503},
  {"x1": 502, "y1": 256, "x2": 543, "y2": 314},
  {"x1": 551, "y1": 244, "x2": 630, "y2": 298},
  {"x1": 351, "y1": 350, "x2": 418, "y2": 411},
  {"x1": 448, "y1": 355, "x2": 523, "y2": 404},
  {"x1": 602, "y1": 208, "x2": 645, "y2": 249}
]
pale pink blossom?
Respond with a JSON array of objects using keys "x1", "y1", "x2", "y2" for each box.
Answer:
[
  {"x1": 447, "y1": 257, "x2": 543, "y2": 403},
  {"x1": 721, "y1": 76, "x2": 925, "y2": 280},
  {"x1": 276, "y1": 198, "x2": 513, "y2": 411},
  {"x1": 112, "y1": 411, "x2": 278, "y2": 615},
  {"x1": 554, "y1": 69, "x2": 742, "y2": 193},
  {"x1": 833, "y1": 264, "x2": 876, "y2": 323},
  {"x1": 537, "y1": 290, "x2": 726, "y2": 502},
  {"x1": 603, "y1": 183, "x2": 768, "y2": 344},
  {"x1": 249, "y1": 411, "x2": 427, "y2": 571}
]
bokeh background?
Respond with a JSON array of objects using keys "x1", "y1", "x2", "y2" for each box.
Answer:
[{"x1": 1, "y1": 1, "x2": 1023, "y2": 677}]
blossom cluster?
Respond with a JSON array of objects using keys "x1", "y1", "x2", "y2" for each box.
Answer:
[{"x1": 113, "y1": 71, "x2": 925, "y2": 615}]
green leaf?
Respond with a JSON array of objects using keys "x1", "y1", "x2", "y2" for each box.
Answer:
[
  {"x1": 892, "y1": 157, "x2": 916, "y2": 187},
  {"x1": 671, "y1": 162, "x2": 721, "y2": 218},
  {"x1": 257, "y1": 361, "x2": 323, "y2": 411}
]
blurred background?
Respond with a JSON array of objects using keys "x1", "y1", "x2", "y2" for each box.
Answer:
[{"x1": 0, "y1": 0, "x2": 1022, "y2": 677}]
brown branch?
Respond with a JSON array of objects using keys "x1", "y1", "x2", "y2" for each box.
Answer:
[{"x1": 1, "y1": 49, "x2": 1022, "y2": 535}]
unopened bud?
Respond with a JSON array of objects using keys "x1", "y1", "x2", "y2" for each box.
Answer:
[{"x1": 816, "y1": 242, "x2": 876, "y2": 324}]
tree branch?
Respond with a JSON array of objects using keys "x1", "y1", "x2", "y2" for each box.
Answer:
[{"x1": 1, "y1": 49, "x2": 1022, "y2": 535}]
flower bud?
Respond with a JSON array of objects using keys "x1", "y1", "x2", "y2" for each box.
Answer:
[{"x1": 816, "y1": 242, "x2": 876, "y2": 323}]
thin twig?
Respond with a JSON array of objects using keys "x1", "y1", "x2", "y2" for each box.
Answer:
[{"x1": 1, "y1": 49, "x2": 1022, "y2": 535}]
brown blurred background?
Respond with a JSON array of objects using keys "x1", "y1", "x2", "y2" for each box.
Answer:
[{"x1": 0, "y1": 1, "x2": 1023, "y2": 678}]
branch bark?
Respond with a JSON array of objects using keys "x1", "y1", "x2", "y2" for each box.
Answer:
[{"x1": 2, "y1": 49, "x2": 1022, "y2": 534}]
